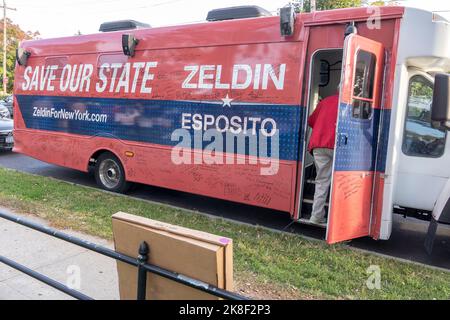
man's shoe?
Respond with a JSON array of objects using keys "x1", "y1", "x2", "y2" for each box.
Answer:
[{"x1": 309, "y1": 216, "x2": 327, "y2": 225}]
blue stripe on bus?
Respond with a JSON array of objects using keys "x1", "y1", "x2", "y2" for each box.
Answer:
[
  {"x1": 16, "y1": 95, "x2": 305, "y2": 161},
  {"x1": 334, "y1": 103, "x2": 390, "y2": 172}
]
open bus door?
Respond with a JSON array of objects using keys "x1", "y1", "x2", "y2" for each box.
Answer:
[{"x1": 326, "y1": 34, "x2": 385, "y2": 244}]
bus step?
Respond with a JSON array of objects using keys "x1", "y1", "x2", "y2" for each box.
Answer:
[
  {"x1": 302, "y1": 198, "x2": 329, "y2": 207},
  {"x1": 298, "y1": 218, "x2": 327, "y2": 228}
]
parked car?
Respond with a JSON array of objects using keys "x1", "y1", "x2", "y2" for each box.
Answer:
[
  {"x1": 0, "y1": 95, "x2": 13, "y2": 118},
  {"x1": 0, "y1": 118, "x2": 13, "y2": 151},
  {"x1": 0, "y1": 104, "x2": 11, "y2": 119}
]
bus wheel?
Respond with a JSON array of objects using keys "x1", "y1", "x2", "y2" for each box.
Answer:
[{"x1": 95, "y1": 152, "x2": 130, "y2": 193}]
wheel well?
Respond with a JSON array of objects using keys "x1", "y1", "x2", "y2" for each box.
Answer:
[{"x1": 88, "y1": 149, "x2": 114, "y2": 170}]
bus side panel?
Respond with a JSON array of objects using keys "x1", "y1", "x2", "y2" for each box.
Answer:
[
  {"x1": 14, "y1": 129, "x2": 297, "y2": 212},
  {"x1": 13, "y1": 40, "x2": 305, "y2": 214}
]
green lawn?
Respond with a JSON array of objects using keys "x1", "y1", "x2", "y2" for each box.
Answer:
[{"x1": 0, "y1": 167, "x2": 449, "y2": 299}]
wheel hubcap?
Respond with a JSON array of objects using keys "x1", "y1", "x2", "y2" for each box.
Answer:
[{"x1": 99, "y1": 159, "x2": 121, "y2": 189}]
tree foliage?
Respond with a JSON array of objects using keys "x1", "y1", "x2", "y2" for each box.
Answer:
[
  {"x1": 0, "y1": 18, "x2": 39, "y2": 92},
  {"x1": 294, "y1": 0, "x2": 398, "y2": 12},
  {"x1": 301, "y1": 0, "x2": 363, "y2": 12},
  {"x1": 370, "y1": 0, "x2": 398, "y2": 6}
]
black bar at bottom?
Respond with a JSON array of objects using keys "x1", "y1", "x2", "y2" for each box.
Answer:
[{"x1": 0, "y1": 255, "x2": 93, "y2": 300}]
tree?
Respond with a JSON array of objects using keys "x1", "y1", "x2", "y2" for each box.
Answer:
[
  {"x1": 292, "y1": 0, "x2": 398, "y2": 13},
  {"x1": 369, "y1": 0, "x2": 398, "y2": 6},
  {"x1": 0, "y1": 18, "x2": 39, "y2": 93},
  {"x1": 301, "y1": 0, "x2": 363, "y2": 12}
]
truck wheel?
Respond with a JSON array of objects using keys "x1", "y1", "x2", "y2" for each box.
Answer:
[{"x1": 95, "y1": 152, "x2": 130, "y2": 193}]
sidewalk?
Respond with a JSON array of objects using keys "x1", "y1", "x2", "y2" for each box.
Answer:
[{"x1": 0, "y1": 207, "x2": 119, "y2": 300}]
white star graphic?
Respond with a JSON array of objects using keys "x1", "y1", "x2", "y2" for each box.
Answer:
[{"x1": 221, "y1": 94, "x2": 234, "y2": 107}]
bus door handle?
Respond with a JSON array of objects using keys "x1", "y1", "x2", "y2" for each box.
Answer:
[{"x1": 338, "y1": 133, "x2": 348, "y2": 147}]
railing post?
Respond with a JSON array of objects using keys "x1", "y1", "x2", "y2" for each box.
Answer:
[{"x1": 137, "y1": 241, "x2": 149, "y2": 300}]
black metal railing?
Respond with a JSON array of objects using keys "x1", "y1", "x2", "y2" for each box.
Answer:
[{"x1": 0, "y1": 210, "x2": 248, "y2": 300}]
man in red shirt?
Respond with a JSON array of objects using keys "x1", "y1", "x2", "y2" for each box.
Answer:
[{"x1": 307, "y1": 93, "x2": 339, "y2": 225}]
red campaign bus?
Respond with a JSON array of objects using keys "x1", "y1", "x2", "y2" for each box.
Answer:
[{"x1": 13, "y1": 5, "x2": 450, "y2": 246}]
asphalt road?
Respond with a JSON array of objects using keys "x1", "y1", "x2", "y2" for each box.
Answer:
[{"x1": 1, "y1": 151, "x2": 449, "y2": 270}]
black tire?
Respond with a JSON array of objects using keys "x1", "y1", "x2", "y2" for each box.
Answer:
[{"x1": 94, "y1": 152, "x2": 130, "y2": 193}]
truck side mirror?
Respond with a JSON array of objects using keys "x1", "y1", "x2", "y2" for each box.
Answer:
[
  {"x1": 431, "y1": 73, "x2": 450, "y2": 129},
  {"x1": 122, "y1": 34, "x2": 139, "y2": 57},
  {"x1": 280, "y1": 6, "x2": 295, "y2": 36},
  {"x1": 16, "y1": 47, "x2": 31, "y2": 66}
]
